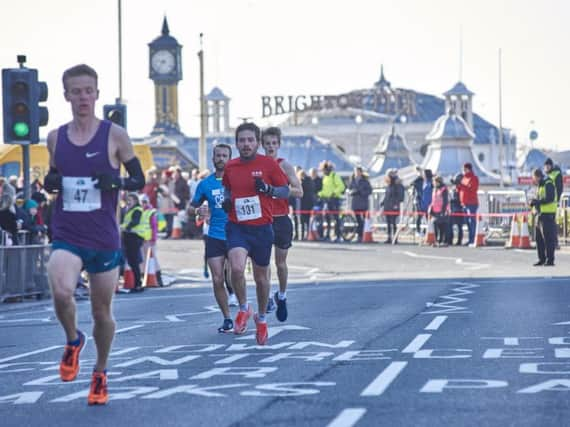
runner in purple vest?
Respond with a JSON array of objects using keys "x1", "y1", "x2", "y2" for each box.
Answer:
[{"x1": 43, "y1": 64, "x2": 145, "y2": 406}]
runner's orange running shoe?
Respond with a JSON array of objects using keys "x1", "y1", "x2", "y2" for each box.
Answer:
[
  {"x1": 254, "y1": 314, "x2": 269, "y2": 346},
  {"x1": 59, "y1": 330, "x2": 85, "y2": 382},
  {"x1": 234, "y1": 305, "x2": 253, "y2": 335},
  {"x1": 88, "y1": 371, "x2": 109, "y2": 405}
]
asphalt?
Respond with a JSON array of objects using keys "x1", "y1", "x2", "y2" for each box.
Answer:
[{"x1": 0, "y1": 239, "x2": 568, "y2": 426}]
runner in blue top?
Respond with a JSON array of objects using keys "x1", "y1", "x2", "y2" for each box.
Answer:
[{"x1": 189, "y1": 143, "x2": 236, "y2": 333}]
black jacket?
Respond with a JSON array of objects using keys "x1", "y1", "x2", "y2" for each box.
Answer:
[{"x1": 349, "y1": 176, "x2": 373, "y2": 211}]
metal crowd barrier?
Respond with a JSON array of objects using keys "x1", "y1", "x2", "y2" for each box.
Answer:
[{"x1": 0, "y1": 231, "x2": 51, "y2": 302}]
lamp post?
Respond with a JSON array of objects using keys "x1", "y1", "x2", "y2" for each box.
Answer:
[
  {"x1": 355, "y1": 114, "x2": 363, "y2": 162},
  {"x1": 198, "y1": 33, "x2": 207, "y2": 171}
]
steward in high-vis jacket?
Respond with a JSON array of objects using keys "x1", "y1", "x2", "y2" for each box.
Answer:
[
  {"x1": 530, "y1": 168, "x2": 557, "y2": 266},
  {"x1": 121, "y1": 193, "x2": 149, "y2": 292},
  {"x1": 318, "y1": 161, "x2": 345, "y2": 242}
]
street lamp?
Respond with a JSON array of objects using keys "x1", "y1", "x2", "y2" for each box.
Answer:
[{"x1": 355, "y1": 114, "x2": 363, "y2": 161}]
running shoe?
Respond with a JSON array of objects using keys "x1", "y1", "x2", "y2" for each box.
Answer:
[
  {"x1": 218, "y1": 318, "x2": 234, "y2": 333},
  {"x1": 274, "y1": 291, "x2": 288, "y2": 322},
  {"x1": 254, "y1": 314, "x2": 269, "y2": 346},
  {"x1": 266, "y1": 296, "x2": 276, "y2": 313},
  {"x1": 234, "y1": 305, "x2": 253, "y2": 335},
  {"x1": 228, "y1": 293, "x2": 238, "y2": 307},
  {"x1": 59, "y1": 330, "x2": 85, "y2": 382},
  {"x1": 88, "y1": 371, "x2": 108, "y2": 405}
]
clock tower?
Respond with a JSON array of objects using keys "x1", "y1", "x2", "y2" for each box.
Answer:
[{"x1": 149, "y1": 17, "x2": 183, "y2": 135}]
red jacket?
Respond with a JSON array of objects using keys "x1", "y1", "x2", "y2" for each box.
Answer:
[{"x1": 458, "y1": 171, "x2": 479, "y2": 206}]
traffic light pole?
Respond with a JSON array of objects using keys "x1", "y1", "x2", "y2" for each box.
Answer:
[
  {"x1": 23, "y1": 144, "x2": 30, "y2": 200},
  {"x1": 17, "y1": 56, "x2": 30, "y2": 201}
]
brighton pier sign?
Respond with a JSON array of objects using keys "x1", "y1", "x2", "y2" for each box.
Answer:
[{"x1": 261, "y1": 90, "x2": 416, "y2": 118}]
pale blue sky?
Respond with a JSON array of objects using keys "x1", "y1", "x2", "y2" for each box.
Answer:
[{"x1": 1, "y1": 0, "x2": 568, "y2": 150}]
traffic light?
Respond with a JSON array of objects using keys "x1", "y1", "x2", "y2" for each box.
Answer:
[
  {"x1": 103, "y1": 103, "x2": 127, "y2": 129},
  {"x1": 2, "y1": 66, "x2": 48, "y2": 144}
]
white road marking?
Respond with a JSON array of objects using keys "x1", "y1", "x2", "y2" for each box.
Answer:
[
  {"x1": 360, "y1": 361, "x2": 408, "y2": 396},
  {"x1": 402, "y1": 334, "x2": 432, "y2": 353},
  {"x1": 236, "y1": 325, "x2": 311, "y2": 340},
  {"x1": 0, "y1": 346, "x2": 60, "y2": 363},
  {"x1": 398, "y1": 251, "x2": 489, "y2": 270},
  {"x1": 327, "y1": 408, "x2": 367, "y2": 427},
  {"x1": 0, "y1": 317, "x2": 52, "y2": 323},
  {"x1": 424, "y1": 315, "x2": 448, "y2": 331},
  {"x1": 115, "y1": 325, "x2": 144, "y2": 334}
]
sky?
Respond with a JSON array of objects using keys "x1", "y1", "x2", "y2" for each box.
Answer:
[{"x1": 1, "y1": 0, "x2": 569, "y2": 151}]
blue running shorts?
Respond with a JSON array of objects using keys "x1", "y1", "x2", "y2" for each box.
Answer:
[
  {"x1": 52, "y1": 240, "x2": 123, "y2": 274},
  {"x1": 225, "y1": 222, "x2": 273, "y2": 267}
]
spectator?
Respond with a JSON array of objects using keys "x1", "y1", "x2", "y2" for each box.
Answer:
[
  {"x1": 381, "y1": 169, "x2": 405, "y2": 244},
  {"x1": 18, "y1": 199, "x2": 47, "y2": 244},
  {"x1": 289, "y1": 166, "x2": 302, "y2": 241},
  {"x1": 457, "y1": 162, "x2": 479, "y2": 245},
  {"x1": 349, "y1": 166, "x2": 373, "y2": 242},
  {"x1": 0, "y1": 177, "x2": 18, "y2": 244},
  {"x1": 530, "y1": 168, "x2": 557, "y2": 266},
  {"x1": 142, "y1": 167, "x2": 159, "y2": 208},
  {"x1": 428, "y1": 175, "x2": 449, "y2": 246},
  {"x1": 415, "y1": 168, "x2": 433, "y2": 238},
  {"x1": 9, "y1": 175, "x2": 22, "y2": 194},
  {"x1": 298, "y1": 169, "x2": 316, "y2": 240},
  {"x1": 447, "y1": 174, "x2": 464, "y2": 245},
  {"x1": 173, "y1": 167, "x2": 190, "y2": 211},
  {"x1": 309, "y1": 168, "x2": 323, "y2": 205},
  {"x1": 188, "y1": 168, "x2": 200, "y2": 202},
  {"x1": 157, "y1": 170, "x2": 176, "y2": 238},
  {"x1": 318, "y1": 161, "x2": 345, "y2": 242},
  {"x1": 121, "y1": 193, "x2": 146, "y2": 292},
  {"x1": 410, "y1": 167, "x2": 424, "y2": 236},
  {"x1": 140, "y1": 194, "x2": 163, "y2": 286},
  {"x1": 544, "y1": 157, "x2": 563, "y2": 249}
]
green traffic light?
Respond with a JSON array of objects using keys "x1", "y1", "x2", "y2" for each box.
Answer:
[{"x1": 13, "y1": 122, "x2": 30, "y2": 138}]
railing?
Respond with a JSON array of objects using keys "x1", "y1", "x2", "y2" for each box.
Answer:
[{"x1": 0, "y1": 231, "x2": 51, "y2": 302}]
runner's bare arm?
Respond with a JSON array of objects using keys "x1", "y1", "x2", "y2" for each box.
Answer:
[
  {"x1": 46, "y1": 129, "x2": 58, "y2": 168},
  {"x1": 280, "y1": 160, "x2": 303, "y2": 198}
]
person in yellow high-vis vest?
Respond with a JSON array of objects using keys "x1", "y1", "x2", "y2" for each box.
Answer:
[
  {"x1": 544, "y1": 158, "x2": 563, "y2": 248},
  {"x1": 140, "y1": 194, "x2": 163, "y2": 286},
  {"x1": 530, "y1": 168, "x2": 557, "y2": 266},
  {"x1": 121, "y1": 193, "x2": 149, "y2": 291}
]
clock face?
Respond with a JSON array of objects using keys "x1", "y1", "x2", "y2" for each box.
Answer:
[{"x1": 151, "y1": 50, "x2": 175, "y2": 74}]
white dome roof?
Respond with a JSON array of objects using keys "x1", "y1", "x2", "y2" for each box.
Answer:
[{"x1": 426, "y1": 113, "x2": 475, "y2": 141}]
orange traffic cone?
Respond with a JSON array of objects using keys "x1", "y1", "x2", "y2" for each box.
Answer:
[
  {"x1": 505, "y1": 214, "x2": 520, "y2": 249},
  {"x1": 171, "y1": 212, "x2": 183, "y2": 239},
  {"x1": 362, "y1": 213, "x2": 375, "y2": 243},
  {"x1": 424, "y1": 217, "x2": 436, "y2": 246},
  {"x1": 519, "y1": 214, "x2": 532, "y2": 249},
  {"x1": 143, "y1": 247, "x2": 158, "y2": 288},
  {"x1": 307, "y1": 212, "x2": 318, "y2": 241},
  {"x1": 473, "y1": 215, "x2": 486, "y2": 247},
  {"x1": 123, "y1": 261, "x2": 135, "y2": 290}
]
